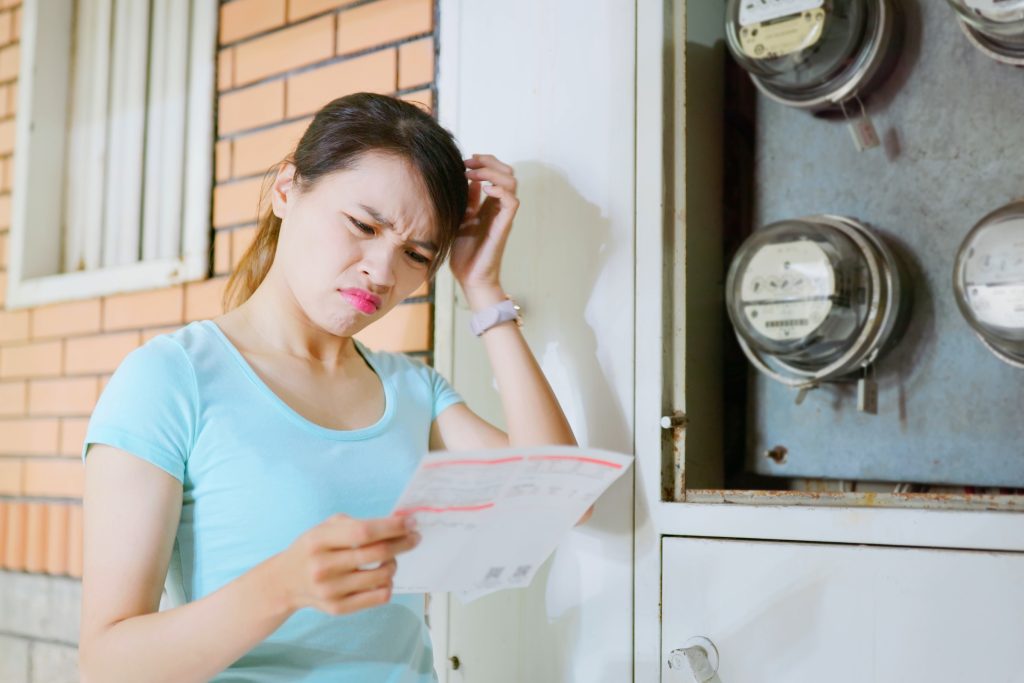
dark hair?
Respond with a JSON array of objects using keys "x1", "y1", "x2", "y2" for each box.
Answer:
[{"x1": 223, "y1": 92, "x2": 467, "y2": 310}]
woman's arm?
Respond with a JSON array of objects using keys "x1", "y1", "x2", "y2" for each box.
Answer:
[
  {"x1": 433, "y1": 153, "x2": 592, "y2": 524},
  {"x1": 79, "y1": 444, "x2": 296, "y2": 683}
]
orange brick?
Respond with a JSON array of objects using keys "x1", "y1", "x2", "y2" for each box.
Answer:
[
  {"x1": 141, "y1": 325, "x2": 182, "y2": 344},
  {"x1": 0, "y1": 308, "x2": 29, "y2": 342},
  {"x1": 64, "y1": 331, "x2": 140, "y2": 375},
  {"x1": 0, "y1": 379, "x2": 25, "y2": 416},
  {"x1": 28, "y1": 377, "x2": 99, "y2": 416},
  {"x1": 0, "y1": 118, "x2": 15, "y2": 156},
  {"x1": 213, "y1": 176, "x2": 267, "y2": 227},
  {"x1": 24, "y1": 501, "x2": 46, "y2": 572},
  {"x1": 0, "y1": 418, "x2": 60, "y2": 455},
  {"x1": 214, "y1": 229, "x2": 232, "y2": 275},
  {"x1": 67, "y1": 504, "x2": 83, "y2": 578},
  {"x1": 232, "y1": 117, "x2": 309, "y2": 178},
  {"x1": 103, "y1": 286, "x2": 184, "y2": 331},
  {"x1": 98, "y1": 373, "x2": 111, "y2": 394},
  {"x1": 3, "y1": 501, "x2": 25, "y2": 569},
  {"x1": 218, "y1": 80, "x2": 285, "y2": 136},
  {"x1": 0, "y1": 340, "x2": 62, "y2": 379},
  {"x1": 354, "y1": 301, "x2": 430, "y2": 352},
  {"x1": 337, "y1": 0, "x2": 432, "y2": 55},
  {"x1": 45, "y1": 503, "x2": 68, "y2": 575},
  {"x1": 399, "y1": 87, "x2": 432, "y2": 112},
  {"x1": 398, "y1": 37, "x2": 433, "y2": 89},
  {"x1": 220, "y1": 0, "x2": 286, "y2": 44},
  {"x1": 0, "y1": 457, "x2": 22, "y2": 494},
  {"x1": 230, "y1": 226, "x2": 258, "y2": 271},
  {"x1": 290, "y1": 0, "x2": 359, "y2": 21},
  {"x1": 218, "y1": 48, "x2": 235, "y2": 92},
  {"x1": 23, "y1": 459, "x2": 84, "y2": 498},
  {"x1": 0, "y1": 43, "x2": 17, "y2": 81},
  {"x1": 0, "y1": 227, "x2": 7, "y2": 265},
  {"x1": 30, "y1": 298, "x2": 102, "y2": 339},
  {"x1": 59, "y1": 417, "x2": 88, "y2": 456},
  {"x1": 216, "y1": 139, "x2": 232, "y2": 181},
  {"x1": 234, "y1": 16, "x2": 334, "y2": 86},
  {"x1": 0, "y1": 273, "x2": 7, "y2": 307},
  {"x1": 0, "y1": 11, "x2": 11, "y2": 44},
  {"x1": 286, "y1": 48, "x2": 396, "y2": 117},
  {"x1": 9, "y1": 5, "x2": 16, "y2": 41},
  {"x1": 6, "y1": 82, "x2": 15, "y2": 116},
  {"x1": 185, "y1": 277, "x2": 229, "y2": 321}
]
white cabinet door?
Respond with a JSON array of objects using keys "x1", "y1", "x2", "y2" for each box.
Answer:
[{"x1": 662, "y1": 536, "x2": 1024, "y2": 682}]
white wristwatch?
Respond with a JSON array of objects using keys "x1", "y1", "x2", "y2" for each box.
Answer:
[{"x1": 469, "y1": 298, "x2": 522, "y2": 336}]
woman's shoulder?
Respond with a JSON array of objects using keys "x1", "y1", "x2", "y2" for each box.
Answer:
[{"x1": 107, "y1": 324, "x2": 203, "y2": 390}]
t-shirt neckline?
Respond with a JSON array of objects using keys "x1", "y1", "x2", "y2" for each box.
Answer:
[{"x1": 200, "y1": 319, "x2": 395, "y2": 441}]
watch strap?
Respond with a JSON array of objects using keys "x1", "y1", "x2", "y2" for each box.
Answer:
[{"x1": 470, "y1": 298, "x2": 521, "y2": 336}]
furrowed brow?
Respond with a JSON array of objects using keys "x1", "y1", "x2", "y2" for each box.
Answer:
[{"x1": 360, "y1": 203, "x2": 438, "y2": 252}]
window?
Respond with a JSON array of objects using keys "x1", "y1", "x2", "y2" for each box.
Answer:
[{"x1": 6, "y1": 0, "x2": 216, "y2": 309}]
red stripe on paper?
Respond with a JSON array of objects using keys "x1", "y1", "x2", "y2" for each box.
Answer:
[{"x1": 528, "y1": 455, "x2": 622, "y2": 468}]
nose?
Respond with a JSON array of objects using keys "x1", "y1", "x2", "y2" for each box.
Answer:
[{"x1": 359, "y1": 241, "x2": 397, "y2": 291}]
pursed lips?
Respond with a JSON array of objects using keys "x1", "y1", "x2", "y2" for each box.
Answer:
[{"x1": 339, "y1": 288, "x2": 382, "y2": 314}]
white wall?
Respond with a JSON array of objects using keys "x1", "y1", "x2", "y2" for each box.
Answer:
[{"x1": 434, "y1": 1, "x2": 636, "y2": 681}]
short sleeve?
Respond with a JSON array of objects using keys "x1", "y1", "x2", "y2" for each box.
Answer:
[
  {"x1": 82, "y1": 336, "x2": 197, "y2": 483},
  {"x1": 425, "y1": 364, "x2": 463, "y2": 421}
]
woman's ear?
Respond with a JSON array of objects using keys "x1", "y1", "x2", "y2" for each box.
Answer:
[{"x1": 271, "y1": 162, "x2": 296, "y2": 219}]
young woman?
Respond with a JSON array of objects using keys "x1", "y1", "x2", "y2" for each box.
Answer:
[{"x1": 78, "y1": 93, "x2": 586, "y2": 682}]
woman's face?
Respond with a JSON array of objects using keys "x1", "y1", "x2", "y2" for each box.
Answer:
[{"x1": 271, "y1": 151, "x2": 439, "y2": 337}]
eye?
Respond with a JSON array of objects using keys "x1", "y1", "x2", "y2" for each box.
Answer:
[
  {"x1": 406, "y1": 250, "x2": 431, "y2": 266},
  {"x1": 346, "y1": 215, "x2": 375, "y2": 235}
]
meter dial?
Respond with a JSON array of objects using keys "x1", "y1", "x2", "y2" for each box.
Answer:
[
  {"x1": 726, "y1": 215, "x2": 909, "y2": 387},
  {"x1": 954, "y1": 201, "x2": 1024, "y2": 367},
  {"x1": 724, "y1": 0, "x2": 901, "y2": 111},
  {"x1": 947, "y1": 0, "x2": 1024, "y2": 64}
]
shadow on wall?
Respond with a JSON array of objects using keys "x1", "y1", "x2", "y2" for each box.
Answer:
[{"x1": 509, "y1": 161, "x2": 634, "y2": 683}]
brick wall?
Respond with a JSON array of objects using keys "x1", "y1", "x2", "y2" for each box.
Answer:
[{"x1": 0, "y1": 1, "x2": 439, "y2": 679}]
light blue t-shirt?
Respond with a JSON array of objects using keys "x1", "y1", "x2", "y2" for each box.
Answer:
[{"x1": 81, "y1": 319, "x2": 464, "y2": 682}]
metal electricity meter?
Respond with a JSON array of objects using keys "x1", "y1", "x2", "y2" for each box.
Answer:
[
  {"x1": 947, "y1": 0, "x2": 1024, "y2": 64},
  {"x1": 724, "y1": 0, "x2": 901, "y2": 112},
  {"x1": 725, "y1": 215, "x2": 909, "y2": 406},
  {"x1": 953, "y1": 200, "x2": 1024, "y2": 367}
]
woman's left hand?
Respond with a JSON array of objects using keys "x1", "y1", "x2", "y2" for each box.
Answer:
[{"x1": 449, "y1": 154, "x2": 519, "y2": 304}]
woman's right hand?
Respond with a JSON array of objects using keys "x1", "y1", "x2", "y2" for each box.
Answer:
[{"x1": 274, "y1": 513, "x2": 421, "y2": 617}]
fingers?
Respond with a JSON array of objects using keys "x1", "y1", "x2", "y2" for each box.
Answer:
[
  {"x1": 320, "y1": 585, "x2": 394, "y2": 616},
  {"x1": 325, "y1": 559, "x2": 398, "y2": 599},
  {"x1": 480, "y1": 184, "x2": 520, "y2": 214},
  {"x1": 314, "y1": 514, "x2": 414, "y2": 552},
  {"x1": 466, "y1": 166, "x2": 517, "y2": 192},
  {"x1": 464, "y1": 153, "x2": 513, "y2": 175}
]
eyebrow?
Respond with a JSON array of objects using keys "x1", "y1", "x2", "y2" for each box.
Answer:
[{"x1": 358, "y1": 203, "x2": 438, "y2": 253}]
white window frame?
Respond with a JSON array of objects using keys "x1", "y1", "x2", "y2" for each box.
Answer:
[{"x1": 6, "y1": 0, "x2": 216, "y2": 310}]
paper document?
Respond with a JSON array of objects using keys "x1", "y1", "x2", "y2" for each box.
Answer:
[{"x1": 390, "y1": 445, "x2": 633, "y2": 602}]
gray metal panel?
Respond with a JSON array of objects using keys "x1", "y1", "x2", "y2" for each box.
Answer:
[{"x1": 749, "y1": 0, "x2": 1024, "y2": 486}]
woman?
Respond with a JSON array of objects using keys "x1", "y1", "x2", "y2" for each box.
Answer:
[{"x1": 78, "y1": 93, "x2": 586, "y2": 682}]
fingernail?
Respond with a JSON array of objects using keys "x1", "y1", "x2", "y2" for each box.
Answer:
[{"x1": 404, "y1": 516, "x2": 417, "y2": 530}]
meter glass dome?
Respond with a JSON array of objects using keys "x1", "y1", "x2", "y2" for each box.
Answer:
[
  {"x1": 726, "y1": 216, "x2": 908, "y2": 387},
  {"x1": 724, "y1": 0, "x2": 900, "y2": 110},
  {"x1": 954, "y1": 201, "x2": 1024, "y2": 367},
  {"x1": 947, "y1": 0, "x2": 1024, "y2": 63}
]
